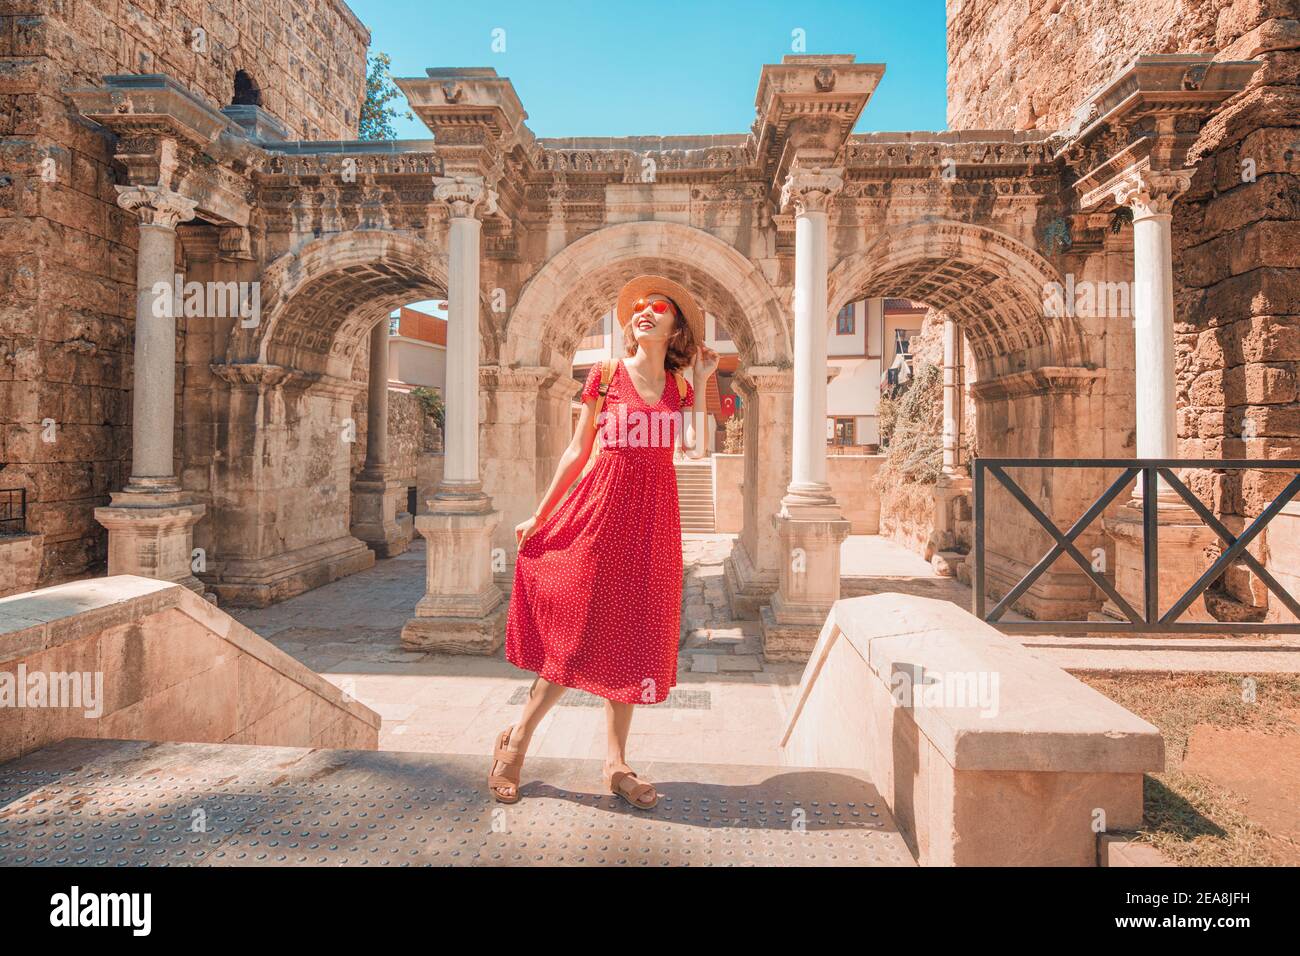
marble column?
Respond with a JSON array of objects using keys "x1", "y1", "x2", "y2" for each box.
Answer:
[
  {"x1": 1120, "y1": 169, "x2": 1191, "y2": 482},
  {"x1": 1103, "y1": 167, "x2": 1215, "y2": 623},
  {"x1": 941, "y1": 317, "x2": 966, "y2": 477},
  {"x1": 403, "y1": 174, "x2": 507, "y2": 653},
  {"x1": 351, "y1": 319, "x2": 412, "y2": 557},
  {"x1": 763, "y1": 161, "x2": 850, "y2": 659},
  {"x1": 930, "y1": 316, "x2": 972, "y2": 575},
  {"x1": 95, "y1": 185, "x2": 207, "y2": 594}
]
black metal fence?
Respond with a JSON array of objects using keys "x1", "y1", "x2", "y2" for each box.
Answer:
[
  {"x1": 0, "y1": 487, "x2": 26, "y2": 535},
  {"x1": 973, "y1": 458, "x2": 1300, "y2": 634}
]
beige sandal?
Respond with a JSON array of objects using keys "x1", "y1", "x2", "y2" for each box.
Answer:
[
  {"x1": 605, "y1": 762, "x2": 659, "y2": 810},
  {"x1": 488, "y1": 726, "x2": 526, "y2": 803}
]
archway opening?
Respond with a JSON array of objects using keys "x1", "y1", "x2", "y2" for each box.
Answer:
[
  {"x1": 208, "y1": 234, "x2": 469, "y2": 605},
  {"x1": 829, "y1": 222, "x2": 1105, "y2": 621},
  {"x1": 504, "y1": 221, "x2": 792, "y2": 592}
]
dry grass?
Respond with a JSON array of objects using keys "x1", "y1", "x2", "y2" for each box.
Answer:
[{"x1": 1078, "y1": 672, "x2": 1300, "y2": 866}]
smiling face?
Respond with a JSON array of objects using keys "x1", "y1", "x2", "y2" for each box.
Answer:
[{"x1": 629, "y1": 293, "x2": 679, "y2": 344}]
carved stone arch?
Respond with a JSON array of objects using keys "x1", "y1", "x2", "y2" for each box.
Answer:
[
  {"x1": 232, "y1": 230, "x2": 500, "y2": 380},
  {"x1": 827, "y1": 219, "x2": 1083, "y2": 379},
  {"x1": 505, "y1": 220, "x2": 790, "y2": 371}
]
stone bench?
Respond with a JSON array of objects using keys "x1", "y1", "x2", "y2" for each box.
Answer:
[
  {"x1": 780, "y1": 593, "x2": 1163, "y2": 866},
  {"x1": 0, "y1": 575, "x2": 380, "y2": 765}
]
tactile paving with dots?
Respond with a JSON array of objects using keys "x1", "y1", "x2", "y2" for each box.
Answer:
[{"x1": 0, "y1": 738, "x2": 915, "y2": 866}]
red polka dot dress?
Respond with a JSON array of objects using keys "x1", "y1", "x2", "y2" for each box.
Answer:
[{"x1": 506, "y1": 358, "x2": 694, "y2": 705}]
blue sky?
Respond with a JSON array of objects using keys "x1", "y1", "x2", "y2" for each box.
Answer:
[{"x1": 346, "y1": 0, "x2": 949, "y2": 140}]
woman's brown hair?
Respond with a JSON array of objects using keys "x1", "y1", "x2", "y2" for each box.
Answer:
[{"x1": 620, "y1": 296, "x2": 699, "y2": 373}]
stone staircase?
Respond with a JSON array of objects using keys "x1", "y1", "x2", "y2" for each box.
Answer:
[
  {"x1": 0, "y1": 738, "x2": 914, "y2": 867},
  {"x1": 675, "y1": 459, "x2": 715, "y2": 532}
]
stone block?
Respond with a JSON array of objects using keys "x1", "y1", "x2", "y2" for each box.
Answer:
[
  {"x1": 0, "y1": 575, "x2": 381, "y2": 764},
  {"x1": 780, "y1": 593, "x2": 1163, "y2": 866}
]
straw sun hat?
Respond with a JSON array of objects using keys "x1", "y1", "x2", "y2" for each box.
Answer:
[{"x1": 615, "y1": 274, "x2": 705, "y2": 346}]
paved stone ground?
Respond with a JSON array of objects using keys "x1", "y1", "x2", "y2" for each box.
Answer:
[
  {"x1": 232, "y1": 536, "x2": 805, "y2": 767},
  {"x1": 229, "y1": 533, "x2": 1300, "y2": 774},
  {"x1": 0, "y1": 738, "x2": 915, "y2": 867}
]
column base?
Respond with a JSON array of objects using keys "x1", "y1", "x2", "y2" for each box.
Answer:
[
  {"x1": 722, "y1": 539, "x2": 777, "y2": 621},
  {"x1": 351, "y1": 476, "x2": 413, "y2": 558},
  {"x1": 403, "y1": 494, "x2": 505, "y2": 653},
  {"x1": 769, "y1": 504, "x2": 852, "y2": 639},
  {"x1": 401, "y1": 602, "x2": 508, "y2": 655},
  {"x1": 757, "y1": 604, "x2": 824, "y2": 662},
  {"x1": 1102, "y1": 497, "x2": 1219, "y2": 627},
  {"x1": 207, "y1": 535, "x2": 375, "y2": 608},
  {"x1": 94, "y1": 487, "x2": 207, "y2": 595},
  {"x1": 780, "y1": 482, "x2": 840, "y2": 517},
  {"x1": 927, "y1": 472, "x2": 973, "y2": 563}
]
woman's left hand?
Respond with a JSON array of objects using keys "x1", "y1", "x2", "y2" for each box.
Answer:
[{"x1": 694, "y1": 345, "x2": 720, "y2": 377}]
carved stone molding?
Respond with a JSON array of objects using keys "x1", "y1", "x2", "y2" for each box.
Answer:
[
  {"x1": 972, "y1": 366, "x2": 1106, "y2": 401},
  {"x1": 1112, "y1": 167, "x2": 1193, "y2": 219},
  {"x1": 733, "y1": 365, "x2": 793, "y2": 395},
  {"x1": 433, "y1": 174, "x2": 498, "y2": 219},
  {"x1": 115, "y1": 183, "x2": 198, "y2": 230},
  {"x1": 218, "y1": 225, "x2": 253, "y2": 260},
  {"x1": 479, "y1": 364, "x2": 564, "y2": 394},
  {"x1": 209, "y1": 362, "x2": 313, "y2": 391},
  {"x1": 779, "y1": 164, "x2": 844, "y2": 215}
]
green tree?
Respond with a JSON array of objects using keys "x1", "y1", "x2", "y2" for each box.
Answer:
[{"x1": 359, "y1": 52, "x2": 413, "y2": 141}]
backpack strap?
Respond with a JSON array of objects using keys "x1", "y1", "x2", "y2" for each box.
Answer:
[{"x1": 590, "y1": 359, "x2": 615, "y2": 430}]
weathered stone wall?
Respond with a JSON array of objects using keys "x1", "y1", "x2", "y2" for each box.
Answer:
[
  {"x1": 0, "y1": 0, "x2": 369, "y2": 586},
  {"x1": 949, "y1": 0, "x2": 1300, "y2": 616},
  {"x1": 348, "y1": 342, "x2": 438, "y2": 493},
  {"x1": 947, "y1": 0, "x2": 1238, "y2": 131}
]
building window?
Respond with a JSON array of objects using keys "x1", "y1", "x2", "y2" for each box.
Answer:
[
  {"x1": 232, "y1": 70, "x2": 262, "y2": 107},
  {"x1": 895, "y1": 328, "x2": 919, "y2": 356},
  {"x1": 836, "y1": 303, "x2": 855, "y2": 335},
  {"x1": 714, "y1": 320, "x2": 732, "y2": 343},
  {"x1": 831, "y1": 418, "x2": 856, "y2": 446},
  {"x1": 388, "y1": 316, "x2": 401, "y2": 336}
]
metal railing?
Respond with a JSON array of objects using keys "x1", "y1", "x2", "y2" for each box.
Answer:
[
  {"x1": 973, "y1": 458, "x2": 1300, "y2": 634},
  {"x1": 0, "y1": 488, "x2": 26, "y2": 535}
]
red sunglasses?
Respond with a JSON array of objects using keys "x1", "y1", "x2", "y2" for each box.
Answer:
[{"x1": 632, "y1": 297, "x2": 676, "y2": 316}]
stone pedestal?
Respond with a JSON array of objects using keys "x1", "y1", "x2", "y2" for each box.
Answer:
[
  {"x1": 351, "y1": 475, "x2": 412, "y2": 558},
  {"x1": 1102, "y1": 499, "x2": 1218, "y2": 625},
  {"x1": 401, "y1": 492, "x2": 507, "y2": 654},
  {"x1": 95, "y1": 484, "x2": 207, "y2": 594},
  {"x1": 722, "y1": 367, "x2": 793, "y2": 619},
  {"x1": 0, "y1": 532, "x2": 44, "y2": 597},
  {"x1": 929, "y1": 473, "x2": 973, "y2": 575},
  {"x1": 761, "y1": 501, "x2": 851, "y2": 661}
]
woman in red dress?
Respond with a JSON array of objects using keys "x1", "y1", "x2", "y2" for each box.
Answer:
[{"x1": 489, "y1": 274, "x2": 720, "y2": 809}]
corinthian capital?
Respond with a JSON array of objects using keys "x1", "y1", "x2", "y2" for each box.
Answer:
[
  {"x1": 780, "y1": 164, "x2": 844, "y2": 216},
  {"x1": 115, "y1": 184, "x2": 198, "y2": 230},
  {"x1": 1112, "y1": 168, "x2": 1192, "y2": 220},
  {"x1": 433, "y1": 174, "x2": 499, "y2": 219}
]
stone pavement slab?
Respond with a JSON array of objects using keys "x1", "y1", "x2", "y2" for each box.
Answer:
[{"x1": 0, "y1": 738, "x2": 915, "y2": 867}]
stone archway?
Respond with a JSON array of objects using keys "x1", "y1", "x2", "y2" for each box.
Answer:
[
  {"x1": 228, "y1": 230, "x2": 498, "y2": 379},
  {"x1": 828, "y1": 219, "x2": 1105, "y2": 618},
  {"x1": 507, "y1": 220, "x2": 790, "y2": 369},
  {"x1": 496, "y1": 220, "x2": 792, "y2": 600},
  {"x1": 206, "y1": 230, "x2": 492, "y2": 606},
  {"x1": 829, "y1": 219, "x2": 1084, "y2": 380}
]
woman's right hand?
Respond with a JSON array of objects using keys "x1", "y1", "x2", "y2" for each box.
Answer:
[{"x1": 515, "y1": 515, "x2": 539, "y2": 549}]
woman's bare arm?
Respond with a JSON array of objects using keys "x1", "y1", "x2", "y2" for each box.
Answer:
[{"x1": 528, "y1": 395, "x2": 601, "y2": 524}]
